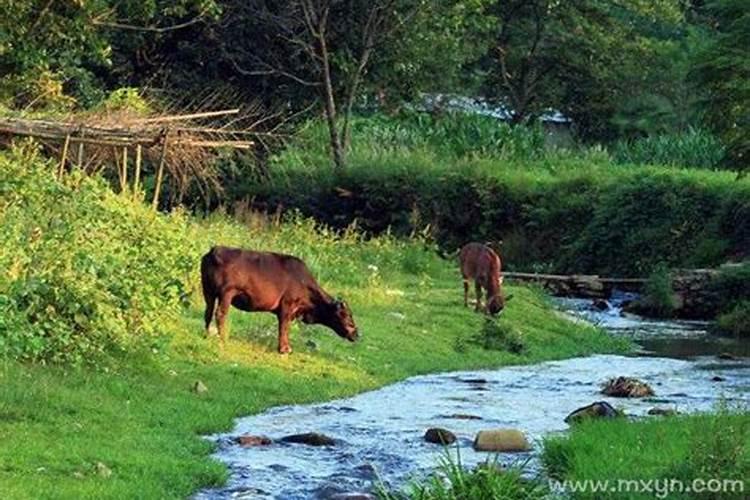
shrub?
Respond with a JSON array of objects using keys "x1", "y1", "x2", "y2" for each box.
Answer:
[
  {"x1": 640, "y1": 264, "x2": 678, "y2": 317},
  {"x1": 0, "y1": 146, "x2": 197, "y2": 365},
  {"x1": 716, "y1": 301, "x2": 750, "y2": 337},
  {"x1": 473, "y1": 318, "x2": 526, "y2": 354}
]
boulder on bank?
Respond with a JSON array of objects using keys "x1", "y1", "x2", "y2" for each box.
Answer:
[
  {"x1": 236, "y1": 434, "x2": 273, "y2": 447},
  {"x1": 601, "y1": 376, "x2": 654, "y2": 398},
  {"x1": 565, "y1": 401, "x2": 622, "y2": 424},
  {"x1": 280, "y1": 432, "x2": 336, "y2": 446},
  {"x1": 473, "y1": 429, "x2": 530, "y2": 452},
  {"x1": 424, "y1": 428, "x2": 457, "y2": 445}
]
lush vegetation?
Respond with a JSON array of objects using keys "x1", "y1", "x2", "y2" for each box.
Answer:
[
  {"x1": 0, "y1": 148, "x2": 628, "y2": 497},
  {"x1": 2, "y1": 1, "x2": 748, "y2": 167},
  {"x1": 232, "y1": 114, "x2": 749, "y2": 276},
  {"x1": 543, "y1": 406, "x2": 750, "y2": 499}
]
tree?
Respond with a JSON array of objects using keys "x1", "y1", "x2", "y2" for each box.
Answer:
[
  {"x1": 476, "y1": 0, "x2": 685, "y2": 138},
  {"x1": 0, "y1": 0, "x2": 216, "y2": 109},
  {"x1": 691, "y1": 0, "x2": 750, "y2": 167},
  {"x1": 214, "y1": 0, "x2": 425, "y2": 171}
]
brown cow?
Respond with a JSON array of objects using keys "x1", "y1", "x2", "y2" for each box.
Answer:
[
  {"x1": 459, "y1": 242, "x2": 510, "y2": 315},
  {"x1": 201, "y1": 246, "x2": 358, "y2": 353}
]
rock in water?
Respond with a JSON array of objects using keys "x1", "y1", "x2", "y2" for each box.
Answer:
[
  {"x1": 601, "y1": 376, "x2": 654, "y2": 397},
  {"x1": 424, "y1": 428, "x2": 457, "y2": 445},
  {"x1": 236, "y1": 435, "x2": 273, "y2": 447},
  {"x1": 592, "y1": 299, "x2": 610, "y2": 311},
  {"x1": 647, "y1": 407, "x2": 679, "y2": 417},
  {"x1": 473, "y1": 429, "x2": 530, "y2": 452},
  {"x1": 717, "y1": 352, "x2": 737, "y2": 360},
  {"x1": 280, "y1": 432, "x2": 336, "y2": 446},
  {"x1": 565, "y1": 401, "x2": 622, "y2": 424},
  {"x1": 711, "y1": 375, "x2": 726, "y2": 382},
  {"x1": 192, "y1": 380, "x2": 208, "y2": 394}
]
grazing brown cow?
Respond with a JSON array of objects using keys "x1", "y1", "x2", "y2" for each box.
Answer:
[
  {"x1": 201, "y1": 246, "x2": 358, "y2": 354},
  {"x1": 459, "y1": 242, "x2": 510, "y2": 315}
]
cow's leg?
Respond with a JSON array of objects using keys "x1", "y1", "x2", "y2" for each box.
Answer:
[
  {"x1": 203, "y1": 295, "x2": 216, "y2": 337},
  {"x1": 216, "y1": 291, "x2": 235, "y2": 346},
  {"x1": 474, "y1": 282, "x2": 483, "y2": 312},
  {"x1": 463, "y1": 279, "x2": 470, "y2": 307},
  {"x1": 277, "y1": 315, "x2": 292, "y2": 354}
]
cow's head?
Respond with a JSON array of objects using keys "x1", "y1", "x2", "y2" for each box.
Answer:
[
  {"x1": 487, "y1": 293, "x2": 513, "y2": 316},
  {"x1": 307, "y1": 298, "x2": 359, "y2": 342}
]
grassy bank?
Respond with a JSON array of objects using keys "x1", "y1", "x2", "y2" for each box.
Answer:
[
  {"x1": 543, "y1": 408, "x2": 750, "y2": 499},
  {"x1": 231, "y1": 114, "x2": 750, "y2": 276},
  {"x1": 0, "y1": 147, "x2": 628, "y2": 498}
]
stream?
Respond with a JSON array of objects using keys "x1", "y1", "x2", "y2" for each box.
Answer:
[{"x1": 196, "y1": 294, "x2": 750, "y2": 499}]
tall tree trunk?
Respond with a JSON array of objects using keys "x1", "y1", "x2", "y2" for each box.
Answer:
[{"x1": 318, "y1": 24, "x2": 345, "y2": 171}]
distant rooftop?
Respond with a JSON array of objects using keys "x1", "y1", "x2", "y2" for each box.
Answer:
[{"x1": 419, "y1": 93, "x2": 571, "y2": 124}]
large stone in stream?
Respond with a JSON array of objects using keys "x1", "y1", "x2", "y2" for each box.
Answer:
[
  {"x1": 280, "y1": 432, "x2": 336, "y2": 446},
  {"x1": 236, "y1": 434, "x2": 273, "y2": 447},
  {"x1": 473, "y1": 429, "x2": 530, "y2": 452},
  {"x1": 565, "y1": 401, "x2": 622, "y2": 424},
  {"x1": 424, "y1": 428, "x2": 457, "y2": 445},
  {"x1": 601, "y1": 376, "x2": 654, "y2": 398}
]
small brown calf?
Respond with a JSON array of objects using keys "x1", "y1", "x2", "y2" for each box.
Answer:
[{"x1": 458, "y1": 242, "x2": 510, "y2": 315}]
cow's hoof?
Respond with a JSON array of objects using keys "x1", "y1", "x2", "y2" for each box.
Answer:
[{"x1": 279, "y1": 346, "x2": 292, "y2": 355}]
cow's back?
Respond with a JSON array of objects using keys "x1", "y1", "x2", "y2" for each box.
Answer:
[
  {"x1": 201, "y1": 246, "x2": 319, "y2": 302},
  {"x1": 459, "y1": 243, "x2": 501, "y2": 283}
]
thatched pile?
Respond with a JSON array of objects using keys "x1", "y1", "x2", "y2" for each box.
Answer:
[{"x1": 0, "y1": 106, "x2": 261, "y2": 208}]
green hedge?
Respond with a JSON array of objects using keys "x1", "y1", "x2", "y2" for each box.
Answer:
[{"x1": 235, "y1": 154, "x2": 750, "y2": 276}]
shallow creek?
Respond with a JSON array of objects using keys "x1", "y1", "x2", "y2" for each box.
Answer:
[{"x1": 196, "y1": 295, "x2": 750, "y2": 499}]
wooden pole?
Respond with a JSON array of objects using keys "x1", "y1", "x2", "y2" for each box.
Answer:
[
  {"x1": 76, "y1": 131, "x2": 85, "y2": 167},
  {"x1": 152, "y1": 131, "x2": 170, "y2": 211},
  {"x1": 121, "y1": 146, "x2": 128, "y2": 193},
  {"x1": 133, "y1": 144, "x2": 142, "y2": 199},
  {"x1": 58, "y1": 134, "x2": 71, "y2": 180}
]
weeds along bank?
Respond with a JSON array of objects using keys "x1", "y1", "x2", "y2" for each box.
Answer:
[
  {"x1": 542, "y1": 407, "x2": 750, "y2": 500},
  {"x1": 0, "y1": 145, "x2": 629, "y2": 498},
  {"x1": 231, "y1": 115, "x2": 749, "y2": 277}
]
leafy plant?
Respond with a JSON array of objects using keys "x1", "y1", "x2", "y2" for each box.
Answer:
[
  {"x1": 473, "y1": 318, "x2": 526, "y2": 354},
  {"x1": 641, "y1": 264, "x2": 678, "y2": 317},
  {"x1": 378, "y1": 449, "x2": 546, "y2": 500},
  {"x1": 716, "y1": 301, "x2": 750, "y2": 337}
]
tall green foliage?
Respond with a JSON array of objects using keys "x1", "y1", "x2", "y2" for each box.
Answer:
[
  {"x1": 0, "y1": 145, "x2": 197, "y2": 364},
  {"x1": 691, "y1": 0, "x2": 750, "y2": 167}
]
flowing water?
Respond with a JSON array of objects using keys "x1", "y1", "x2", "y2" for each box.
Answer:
[{"x1": 196, "y1": 294, "x2": 750, "y2": 499}]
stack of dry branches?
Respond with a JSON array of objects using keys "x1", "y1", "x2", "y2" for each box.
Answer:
[{"x1": 0, "y1": 106, "x2": 261, "y2": 209}]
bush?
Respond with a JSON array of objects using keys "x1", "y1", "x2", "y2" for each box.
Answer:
[
  {"x1": 716, "y1": 301, "x2": 750, "y2": 337},
  {"x1": 473, "y1": 318, "x2": 526, "y2": 354},
  {"x1": 0, "y1": 146, "x2": 197, "y2": 365},
  {"x1": 640, "y1": 264, "x2": 678, "y2": 317},
  {"x1": 612, "y1": 128, "x2": 726, "y2": 169}
]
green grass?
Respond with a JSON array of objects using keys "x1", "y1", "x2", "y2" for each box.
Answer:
[
  {"x1": 0, "y1": 147, "x2": 630, "y2": 499},
  {"x1": 542, "y1": 407, "x2": 750, "y2": 499},
  {"x1": 378, "y1": 451, "x2": 547, "y2": 500},
  {"x1": 0, "y1": 284, "x2": 627, "y2": 499}
]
